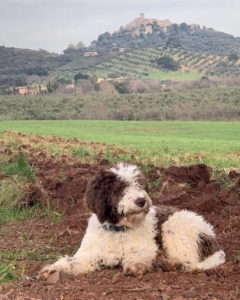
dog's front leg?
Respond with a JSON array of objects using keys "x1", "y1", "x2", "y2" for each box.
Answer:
[
  {"x1": 40, "y1": 219, "x2": 105, "y2": 276},
  {"x1": 122, "y1": 249, "x2": 156, "y2": 276},
  {"x1": 40, "y1": 251, "x2": 101, "y2": 276},
  {"x1": 40, "y1": 245, "x2": 108, "y2": 277}
]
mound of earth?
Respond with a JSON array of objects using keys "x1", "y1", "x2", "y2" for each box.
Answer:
[{"x1": 0, "y1": 136, "x2": 239, "y2": 300}]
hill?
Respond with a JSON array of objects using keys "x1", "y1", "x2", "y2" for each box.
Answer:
[
  {"x1": 1, "y1": 15, "x2": 240, "y2": 90},
  {"x1": 54, "y1": 47, "x2": 240, "y2": 83},
  {"x1": 0, "y1": 46, "x2": 73, "y2": 88},
  {"x1": 2, "y1": 45, "x2": 240, "y2": 91},
  {"x1": 81, "y1": 14, "x2": 240, "y2": 56}
]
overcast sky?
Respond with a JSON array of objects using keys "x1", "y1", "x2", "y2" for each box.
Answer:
[{"x1": 1, "y1": 0, "x2": 240, "y2": 54}]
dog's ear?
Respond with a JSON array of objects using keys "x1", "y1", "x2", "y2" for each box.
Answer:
[{"x1": 85, "y1": 168, "x2": 122, "y2": 223}]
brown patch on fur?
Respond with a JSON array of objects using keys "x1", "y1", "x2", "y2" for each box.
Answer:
[
  {"x1": 85, "y1": 168, "x2": 128, "y2": 224},
  {"x1": 197, "y1": 233, "x2": 221, "y2": 261},
  {"x1": 155, "y1": 206, "x2": 179, "y2": 247},
  {"x1": 136, "y1": 173, "x2": 149, "y2": 193},
  {"x1": 110, "y1": 162, "x2": 148, "y2": 192}
]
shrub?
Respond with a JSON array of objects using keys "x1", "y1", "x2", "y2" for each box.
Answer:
[{"x1": 156, "y1": 56, "x2": 180, "y2": 71}]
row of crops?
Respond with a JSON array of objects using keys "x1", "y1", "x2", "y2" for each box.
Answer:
[{"x1": 55, "y1": 47, "x2": 240, "y2": 80}]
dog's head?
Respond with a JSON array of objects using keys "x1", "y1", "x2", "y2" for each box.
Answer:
[{"x1": 85, "y1": 163, "x2": 152, "y2": 227}]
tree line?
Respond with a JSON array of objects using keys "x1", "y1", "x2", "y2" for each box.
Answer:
[{"x1": 0, "y1": 82, "x2": 240, "y2": 121}]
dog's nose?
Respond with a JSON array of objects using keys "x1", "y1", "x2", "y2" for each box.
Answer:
[{"x1": 135, "y1": 198, "x2": 146, "y2": 207}]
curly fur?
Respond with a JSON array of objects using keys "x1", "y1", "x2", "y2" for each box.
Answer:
[{"x1": 40, "y1": 163, "x2": 225, "y2": 277}]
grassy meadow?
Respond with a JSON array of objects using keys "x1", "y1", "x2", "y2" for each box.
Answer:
[{"x1": 0, "y1": 120, "x2": 239, "y2": 168}]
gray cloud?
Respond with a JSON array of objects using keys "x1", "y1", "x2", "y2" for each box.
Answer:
[{"x1": 1, "y1": 0, "x2": 240, "y2": 53}]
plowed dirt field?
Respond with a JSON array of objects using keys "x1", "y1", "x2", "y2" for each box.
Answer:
[{"x1": 0, "y1": 133, "x2": 239, "y2": 300}]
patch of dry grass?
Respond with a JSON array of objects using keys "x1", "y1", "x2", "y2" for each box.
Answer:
[{"x1": 0, "y1": 177, "x2": 29, "y2": 209}]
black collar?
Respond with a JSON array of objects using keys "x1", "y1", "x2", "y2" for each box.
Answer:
[{"x1": 102, "y1": 224, "x2": 128, "y2": 232}]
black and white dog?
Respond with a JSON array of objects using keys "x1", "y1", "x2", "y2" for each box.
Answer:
[{"x1": 40, "y1": 163, "x2": 225, "y2": 277}]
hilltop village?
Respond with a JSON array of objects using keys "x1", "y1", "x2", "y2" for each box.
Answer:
[{"x1": 115, "y1": 13, "x2": 198, "y2": 36}]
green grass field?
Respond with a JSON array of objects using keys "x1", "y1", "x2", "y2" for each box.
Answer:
[{"x1": 0, "y1": 121, "x2": 239, "y2": 167}]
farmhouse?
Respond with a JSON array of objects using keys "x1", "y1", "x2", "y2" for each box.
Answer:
[
  {"x1": 97, "y1": 77, "x2": 125, "y2": 83},
  {"x1": 16, "y1": 86, "x2": 37, "y2": 95},
  {"x1": 84, "y1": 52, "x2": 99, "y2": 57},
  {"x1": 119, "y1": 48, "x2": 126, "y2": 52},
  {"x1": 16, "y1": 85, "x2": 48, "y2": 95}
]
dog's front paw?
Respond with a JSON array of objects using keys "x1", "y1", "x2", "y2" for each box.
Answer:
[
  {"x1": 158, "y1": 258, "x2": 182, "y2": 271},
  {"x1": 123, "y1": 262, "x2": 150, "y2": 276},
  {"x1": 38, "y1": 265, "x2": 58, "y2": 280}
]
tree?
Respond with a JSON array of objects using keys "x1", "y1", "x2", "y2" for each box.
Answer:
[
  {"x1": 63, "y1": 44, "x2": 76, "y2": 54},
  {"x1": 74, "y1": 72, "x2": 89, "y2": 81},
  {"x1": 172, "y1": 23, "x2": 179, "y2": 31},
  {"x1": 180, "y1": 23, "x2": 188, "y2": 31},
  {"x1": 24, "y1": 67, "x2": 48, "y2": 76},
  {"x1": 98, "y1": 81, "x2": 116, "y2": 93},
  {"x1": 57, "y1": 77, "x2": 72, "y2": 84},
  {"x1": 156, "y1": 56, "x2": 180, "y2": 71},
  {"x1": 47, "y1": 81, "x2": 59, "y2": 93},
  {"x1": 228, "y1": 53, "x2": 239, "y2": 61},
  {"x1": 166, "y1": 35, "x2": 182, "y2": 48},
  {"x1": 108, "y1": 73, "x2": 120, "y2": 78},
  {"x1": 76, "y1": 41, "x2": 86, "y2": 52},
  {"x1": 68, "y1": 44, "x2": 76, "y2": 50},
  {"x1": 98, "y1": 32, "x2": 111, "y2": 43},
  {"x1": 139, "y1": 32, "x2": 145, "y2": 39}
]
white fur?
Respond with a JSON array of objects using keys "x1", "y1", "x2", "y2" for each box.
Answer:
[
  {"x1": 42, "y1": 207, "x2": 158, "y2": 275},
  {"x1": 117, "y1": 187, "x2": 150, "y2": 218},
  {"x1": 162, "y1": 210, "x2": 225, "y2": 270},
  {"x1": 110, "y1": 163, "x2": 141, "y2": 183},
  {"x1": 41, "y1": 164, "x2": 225, "y2": 276},
  {"x1": 41, "y1": 207, "x2": 225, "y2": 275}
]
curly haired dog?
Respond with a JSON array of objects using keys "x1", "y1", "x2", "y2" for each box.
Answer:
[{"x1": 40, "y1": 163, "x2": 225, "y2": 277}]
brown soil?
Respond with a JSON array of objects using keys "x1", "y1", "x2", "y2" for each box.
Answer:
[{"x1": 0, "y1": 134, "x2": 240, "y2": 300}]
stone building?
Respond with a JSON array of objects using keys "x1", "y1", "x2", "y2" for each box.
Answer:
[
  {"x1": 119, "y1": 48, "x2": 126, "y2": 52},
  {"x1": 145, "y1": 23, "x2": 153, "y2": 34},
  {"x1": 84, "y1": 52, "x2": 99, "y2": 57},
  {"x1": 190, "y1": 24, "x2": 198, "y2": 29},
  {"x1": 125, "y1": 13, "x2": 171, "y2": 33},
  {"x1": 16, "y1": 85, "x2": 48, "y2": 95}
]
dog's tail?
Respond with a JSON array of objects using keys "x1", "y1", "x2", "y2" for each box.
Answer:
[{"x1": 197, "y1": 250, "x2": 226, "y2": 270}]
